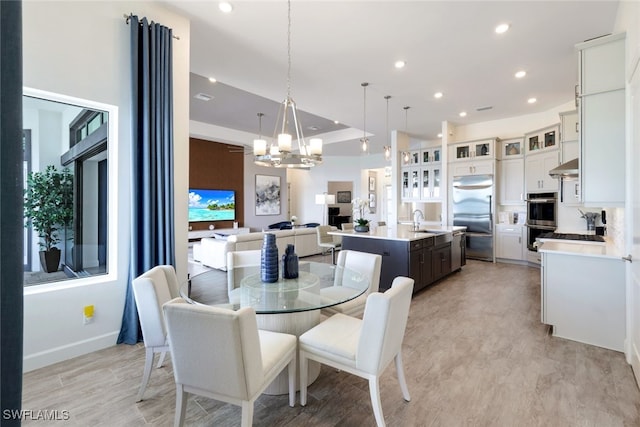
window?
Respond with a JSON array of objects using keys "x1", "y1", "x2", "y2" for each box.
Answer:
[{"x1": 23, "y1": 89, "x2": 117, "y2": 288}]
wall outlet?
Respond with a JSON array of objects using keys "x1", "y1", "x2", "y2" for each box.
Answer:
[{"x1": 83, "y1": 305, "x2": 94, "y2": 325}]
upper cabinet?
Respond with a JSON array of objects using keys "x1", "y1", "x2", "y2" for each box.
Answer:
[
  {"x1": 401, "y1": 146, "x2": 441, "y2": 202},
  {"x1": 524, "y1": 124, "x2": 560, "y2": 193},
  {"x1": 499, "y1": 137, "x2": 524, "y2": 159},
  {"x1": 525, "y1": 124, "x2": 559, "y2": 155},
  {"x1": 577, "y1": 33, "x2": 626, "y2": 207},
  {"x1": 450, "y1": 138, "x2": 494, "y2": 162},
  {"x1": 559, "y1": 110, "x2": 581, "y2": 205}
]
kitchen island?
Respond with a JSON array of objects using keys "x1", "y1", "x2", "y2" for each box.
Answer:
[
  {"x1": 538, "y1": 239, "x2": 625, "y2": 351},
  {"x1": 329, "y1": 225, "x2": 466, "y2": 294}
]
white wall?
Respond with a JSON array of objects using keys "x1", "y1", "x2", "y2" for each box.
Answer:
[{"x1": 22, "y1": 1, "x2": 190, "y2": 371}]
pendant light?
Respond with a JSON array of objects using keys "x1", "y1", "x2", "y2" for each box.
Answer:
[
  {"x1": 383, "y1": 95, "x2": 391, "y2": 161},
  {"x1": 402, "y1": 106, "x2": 411, "y2": 163},
  {"x1": 253, "y1": 0, "x2": 322, "y2": 168},
  {"x1": 360, "y1": 82, "x2": 369, "y2": 153},
  {"x1": 252, "y1": 113, "x2": 267, "y2": 155}
]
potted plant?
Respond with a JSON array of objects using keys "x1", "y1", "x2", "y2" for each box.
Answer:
[
  {"x1": 352, "y1": 198, "x2": 370, "y2": 232},
  {"x1": 24, "y1": 165, "x2": 73, "y2": 273}
]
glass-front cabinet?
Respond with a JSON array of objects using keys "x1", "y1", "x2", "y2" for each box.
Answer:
[
  {"x1": 500, "y1": 137, "x2": 524, "y2": 159},
  {"x1": 525, "y1": 124, "x2": 559, "y2": 154},
  {"x1": 450, "y1": 139, "x2": 495, "y2": 161},
  {"x1": 421, "y1": 166, "x2": 441, "y2": 200},
  {"x1": 402, "y1": 145, "x2": 441, "y2": 201}
]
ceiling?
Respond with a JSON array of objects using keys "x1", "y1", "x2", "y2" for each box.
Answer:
[{"x1": 163, "y1": 0, "x2": 619, "y2": 156}]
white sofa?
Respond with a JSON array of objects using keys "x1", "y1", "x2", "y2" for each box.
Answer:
[{"x1": 197, "y1": 227, "x2": 339, "y2": 271}]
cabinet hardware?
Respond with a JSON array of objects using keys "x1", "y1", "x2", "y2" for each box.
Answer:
[{"x1": 622, "y1": 255, "x2": 633, "y2": 263}]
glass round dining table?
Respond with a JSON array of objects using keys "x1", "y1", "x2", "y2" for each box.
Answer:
[{"x1": 180, "y1": 260, "x2": 370, "y2": 395}]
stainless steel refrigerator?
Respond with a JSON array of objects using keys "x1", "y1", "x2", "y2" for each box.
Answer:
[{"x1": 452, "y1": 174, "x2": 494, "y2": 261}]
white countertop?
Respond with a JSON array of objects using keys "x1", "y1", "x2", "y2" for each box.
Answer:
[
  {"x1": 328, "y1": 225, "x2": 466, "y2": 242},
  {"x1": 537, "y1": 239, "x2": 623, "y2": 259}
]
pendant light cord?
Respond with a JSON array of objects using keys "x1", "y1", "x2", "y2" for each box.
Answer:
[{"x1": 287, "y1": 0, "x2": 292, "y2": 100}]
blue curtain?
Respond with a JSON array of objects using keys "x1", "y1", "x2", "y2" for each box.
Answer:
[{"x1": 118, "y1": 15, "x2": 175, "y2": 344}]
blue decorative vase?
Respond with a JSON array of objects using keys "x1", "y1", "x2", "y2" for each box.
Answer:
[
  {"x1": 282, "y1": 244, "x2": 299, "y2": 279},
  {"x1": 261, "y1": 233, "x2": 279, "y2": 283}
]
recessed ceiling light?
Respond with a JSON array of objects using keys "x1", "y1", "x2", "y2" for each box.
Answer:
[
  {"x1": 434, "y1": 92, "x2": 443, "y2": 99},
  {"x1": 495, "y1": 23, "x2": 510, "y2": 34},
  {"x1": 334, "y1": 120, "x2": 340, "y2": 124},
  {"x1": 528, "y1": 97, "x2": 537, "y2": 104},
  {"x1": 208, "y1": 76, "x2": 217, "y2": 83},
  {"x1": 459, "y1": 111, "x2": 467, "y2": 117},
  {"x1": 308, "y1": 126, "x2": 319, "y2": 131},
  {"x1": 219, "y1": 2, "x2": 233, "y2": 13},
  {"x1": 394, "y1": 60, "x2": 406, "y2": 69},
  {"x1": 515, "y1": 70, "x2": 526, "y2": 79},
  {"x1": 437, "y1": 133, "x2": 443, "y2": 138}
]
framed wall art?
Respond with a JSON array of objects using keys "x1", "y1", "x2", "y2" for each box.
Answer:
[
  {"x1": 336, "y1": 190, "x2": 352, "y2": 203},
  {"x1": 255, "y1": 174, "x2": 281, "y2": 215},
  {"x1": 369, "y1": 176, "x2": 376, "y2": 191}
]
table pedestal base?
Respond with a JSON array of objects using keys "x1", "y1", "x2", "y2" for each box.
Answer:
[{"x1": 257, "y1": 310, "x2": 321, "y2": 395}]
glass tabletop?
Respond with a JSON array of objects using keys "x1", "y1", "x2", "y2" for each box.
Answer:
[{"x1": 180, "y1": 261, "x2": 369, "y2": 314}]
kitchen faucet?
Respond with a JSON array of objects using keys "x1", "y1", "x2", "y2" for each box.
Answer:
[{"x1": 412, "y1": 209, "x2": 424, "y2": 231}]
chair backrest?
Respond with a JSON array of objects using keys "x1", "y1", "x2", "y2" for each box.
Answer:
[
  {"x1": 356, "y1": 276, "x2": 414, "y2": 374},
  {"x1": 316, "y1": 225, "x2": 334, "y2": 245},
  {"x1": 227, "y1": 250, "x2": 261, "y2": 295},
  {"x1": 163, "y1": 299, "x2": 264, "y2": 401},
  {"x1": 132, "y1": 265, "x2": 179, "y2": 348},
  {"x1": 335, "y1": 250, "x2": 382, "y2": 295},
  {"x1": 341, "y1": 223, "x2": 354, "y2": 231}
]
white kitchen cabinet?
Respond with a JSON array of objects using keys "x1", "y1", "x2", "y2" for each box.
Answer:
[
  {"x1": 560, "y1": 110, "x2": 578, "y2": 143},
  {"x1": 559, "y1": 110, "x2": 581, "y2": 205},
  {"x1": 499, "y1": 158, "x2": 524, "y2": 205},
  {"x1": 525, "y1": 124, "x2": 559, "y2": 155},
  {"x1": 421, "y1": 147, "x2": 441, "y2": 164},
  {"x1": 496, "y1": 224, "x2": 525, "y2": 261},
  {"x1": 577, "y1": 33, "x2": 625, "y2": 207},
  {"x1": 420, "y1": 165, "x2": 441, "y2": 200},
  {"x1": 499, "y1": 137, "x2": 524, "y2": 159},
  {"x1": 541, "y1": 250, "x2": 625, "y2": 351},
  {"x1": 525, "y1": 149, "x2": 559, "y2": 193},
  {"x1": 401, "y1": 167, "x2": 420, "y2": 200},
  {"x1": 450, "y1": 138, "x2": 495, "y2": 162},
  {"x1": 451, "y1": 159, "x2": 493, "y2": 177}
]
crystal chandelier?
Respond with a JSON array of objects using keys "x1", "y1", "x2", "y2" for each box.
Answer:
[{"x1": 253, "y1": 0, "x2": 322, "y2": 168}]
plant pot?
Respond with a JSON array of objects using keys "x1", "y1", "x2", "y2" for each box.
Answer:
[
  {"x1": 39, "y1": 248, "x2": 61, "y2": 273},
  {"x1": 354, "y1": 225, "x2": 370, "y2": 233}
]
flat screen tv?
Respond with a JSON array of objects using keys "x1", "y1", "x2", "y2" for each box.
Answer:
[{"x1": 188, "y1": 188, "x2": 236, "y2": 222}]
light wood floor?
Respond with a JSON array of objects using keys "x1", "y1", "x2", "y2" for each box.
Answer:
[{"x1": 22, "y1": 258, "x2": 640, "y2": 426}]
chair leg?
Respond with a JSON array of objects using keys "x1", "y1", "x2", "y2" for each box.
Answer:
[
  {"x1": 136, "y1": 348, "x2": 155, "y2": 402},
  {"x1": 395, "y1": 351, "x2": 411, "y2": 402},
  {"x1": 299, "y1": 351, "x2": 308, "y2": 406},
  {"x1": 156, "y1": 350, "x2": 167, "y2": 368},
  {"x1": 331, "y1": 247, "x2": 336, "y2": 265},
  {"x1": 241, "y1": 401, "x2": 253, "y2": 427},
  {"x1": 288, "y1": 354, "x2": 296, "y2": 407},
  {"x1": 368, "y1": 376, "x2": 386, "y2": 427},
  {"x1": 174, "y1": 384, "x2": 187, "y2": 427}
]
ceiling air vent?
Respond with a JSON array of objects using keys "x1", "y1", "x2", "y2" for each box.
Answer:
[
  {"x1": 194, "y1": 93, "x2": 214, "y2": 101},
  {"x1": 476, "y1": 106, "x2": 493, "y2": 112}
]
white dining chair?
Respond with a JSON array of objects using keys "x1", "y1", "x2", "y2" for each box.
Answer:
[
  {"x1": 300, "y1": 276, "x2": 414, "y2": 427},
  {"x1": 227, "y1": 250, "x2": 261, "y2": 304},
  {"x1": 316, "y1": 225, "x2": 340, "y2": 264},
  {"x1": 320, "y1": 250, "x2": 382, "y2": 318},
  {"x1": 163, "y1": 298, "x2": 297, "y2": 427},
  {"x1": 131, "y1": 265, "x2": 179, "y2": 402},
  {"x1": 341, "y1": 223, "x2": 354, "y2": 231}
]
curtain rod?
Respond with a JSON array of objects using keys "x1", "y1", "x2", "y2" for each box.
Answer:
[{"x1": 124, "y1": 14, "x2": 180, "y2": 40}]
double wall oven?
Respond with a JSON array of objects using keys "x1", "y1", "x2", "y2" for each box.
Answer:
[{"x1": 525, "y1": 192, "x2": 557, "y2": 251}]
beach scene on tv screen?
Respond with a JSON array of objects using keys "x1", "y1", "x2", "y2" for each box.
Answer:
[{"x1": 188, "y1": 189, "x2": 235, "y2": 222}]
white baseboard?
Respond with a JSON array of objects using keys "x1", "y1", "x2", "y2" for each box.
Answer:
[
  {"x1": 23, "y1": 331, "x2": 119, "y2": 373},
  {"x1": 631, "y1": 341, "x2": 640, "y2": 389}
]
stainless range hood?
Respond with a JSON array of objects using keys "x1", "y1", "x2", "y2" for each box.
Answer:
[{"x1": 549, "y1": 158, "x2": 579, "y2": 179}]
